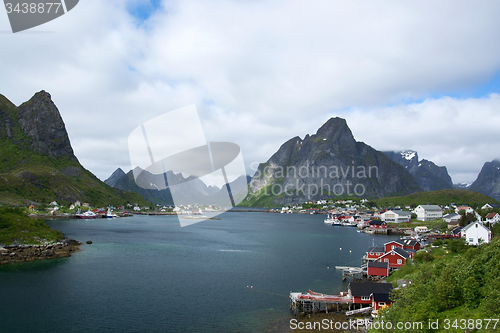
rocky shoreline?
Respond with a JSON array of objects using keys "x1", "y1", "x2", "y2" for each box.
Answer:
[{"x1": 0, "y1": 238, "x2": 81, "y2": 265}]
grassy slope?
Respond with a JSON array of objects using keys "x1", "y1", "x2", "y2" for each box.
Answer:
[
  {"x1": 0, "y1": 208, "x2": 64, "y2": 245},
  {"x1": 374, "y1": 189, "x2": 499, "y2": 208},
  {"x1": 0, "y1": 93, "x2": 151, "y2": 208},
  {"x1": 0, "y1": 137, "x2": 151, "y2": 207},
  {"x1": 372, "y1": 238, "x2": 500, "y2": 333}
]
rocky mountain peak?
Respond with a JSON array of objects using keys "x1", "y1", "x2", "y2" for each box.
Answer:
[
  {"x1": 16, "y1": 90, "x2": 75, "y2": 159},
  {"x1": 469, "y1": 159, "x2": 500, "y2": 201},
  {"x1": 315, "y1": 117, "x2": 355, "y2": 144},
  {"x1": 104, "y1": 168, "x2": 126, "y2": 187},
  {"x1": 383, "y1": 150, "x2": 453, "y2": 191}
]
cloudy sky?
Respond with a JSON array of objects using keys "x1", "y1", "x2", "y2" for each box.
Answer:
[{"x1": 1, "y1": 0, "x2": 500, "y2": 185}]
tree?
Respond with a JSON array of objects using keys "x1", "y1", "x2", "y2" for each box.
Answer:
[{"x1": 459, "y1": 212, "x2": 477, "y2": 227}]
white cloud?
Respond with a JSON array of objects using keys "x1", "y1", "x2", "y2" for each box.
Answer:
[{"x1": 1, "y1": 0, "x2": 500, "y2": 185}]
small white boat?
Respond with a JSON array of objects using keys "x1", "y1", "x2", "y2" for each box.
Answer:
[{"x1": 75, "y1": 210, "x2": 97, "y2": 219}]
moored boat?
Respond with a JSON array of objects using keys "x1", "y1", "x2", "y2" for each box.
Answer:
[{"x1": 75, "y1": 210, "x2": 97, "y2": 219}]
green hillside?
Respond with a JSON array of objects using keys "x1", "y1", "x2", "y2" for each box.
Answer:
[
  {"x1": 0, "y1": 138, "x2": 149, "y2": 207},
  {"x1": 0, "y1": 91, "x2": 151, "y2": 208},
  {"x1": 373, "y1": 238, "x2": 500, "y2": 333},
  {"x1": 0, "y1": 207, "x2": 64, "y2": 245},
  {"x1": 374, "y1": 189, "x2": 498, "y2": 208}
]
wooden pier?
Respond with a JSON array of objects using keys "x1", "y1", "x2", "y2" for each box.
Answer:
[
  {"x1": 289, "y1": 290, "x2": 353, "y2": 314},
  {"x1": 335, "y1": 266, "x2": 367, "y2": 281}
]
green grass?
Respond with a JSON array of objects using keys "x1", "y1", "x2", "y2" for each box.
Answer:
[
  {"x1": 0, "y1": 207, "x2": 64, "y2": 245},
  {"x1": 374, "y1": 189, "x2": 499, "y2": 208},
  {"x1": 0, "y1": 137, "x2": 151, "y2": 207},
  {"x1": 374, "y1": 238, "x2": 500, "y2": 333}
]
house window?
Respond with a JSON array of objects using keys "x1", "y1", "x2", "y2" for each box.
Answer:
[
  {"x1": 392, "y1": 245, "x2": 395, "y2": 249},
  {"x1": 397, "y1": 259, "x2": 402, "y2": 264},
  {"x1": 384, "y1": 259, "x2": 389, "y2": 263},
  {"x1": 378, "y1": 302, "x2": 386, "y2": 306},
  {"x1": 469, "y1": 238, "x2": 473, "y2": 242},
  {"x1": 361, "y1": 296, "x2": 370, "y2": 301}
]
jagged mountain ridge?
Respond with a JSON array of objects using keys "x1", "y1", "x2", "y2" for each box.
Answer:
[
  {"x1": 106, "y1": 167, "x2": 251, "y2": 206},
  {"x1": 0, "y1": 91, "x2": 149, "y2": 206},
  {"x1": 469, "y1": 159, "x2": 500, "y2": 201},
  {"x1": 383, "y1": 150, "x2": 454, "y2": 191},
  {"x1": 245, "y1": 117, "x2": 422, "y2": 206}
]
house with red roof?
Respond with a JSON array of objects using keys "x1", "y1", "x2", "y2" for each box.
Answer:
[{"x1": 485, "y1": 212, "x2": 500, "y2": 224}]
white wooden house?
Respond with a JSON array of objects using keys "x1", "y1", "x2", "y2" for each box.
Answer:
[
  {"x1": 485, "y1": 212, "x2": 500, "y2": 224},
  {"x1": 461, "y1": 221, "x2": 492, "y2": 245}
]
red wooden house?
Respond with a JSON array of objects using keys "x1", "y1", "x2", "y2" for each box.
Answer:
[
  {"x1": 365, "y1": 246, "x2": 385, "y2": 261},
  {"x1": 383, "y1": 240, "x2": 405, "y2": 253},
  {"x1": 371, "y1": 292, "x2": 393, "y2": 313},
  {"x1": 369, "y1": 220, "x2": 387, "y2": 229},
  {"x1": 403, "y1": 239, "x2": 421, "y2": 251},
  {"x1": 367, "y1": 261, "x2": 389, "y2": 277},
  {"x1": 376, "y1": 247, "x2": 411, "y2": 268},
  {"x1": 348, "y1": 282, "x2": 393, "y2": 308}
]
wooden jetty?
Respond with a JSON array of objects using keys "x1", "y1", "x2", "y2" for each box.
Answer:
[
  {"x1": 335, "y1": 266, "x2": 367, "y2": 281},
  {"x1": 289, "y1": 290, "x2": 353, "y2": 314},
  {"x1": 346, "y1": 307, "x2": 373, "y2": 316}
]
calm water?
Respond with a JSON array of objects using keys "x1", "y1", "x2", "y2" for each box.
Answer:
[{"x1": 0, "y1": 213, "x2": 400, "y2": 333}]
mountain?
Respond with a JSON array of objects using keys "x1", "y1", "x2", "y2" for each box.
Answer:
[
  {"x1": 383, "y1": 150, "x2": 454, "y2": 191},
  {"x1": 107, "y1": 168, "x2": 250, "y2": 206},
  {"x1": 0, "y1": 91, "x2": 150, "y2": 207},
  {"x1": 469, "y1": 159, "x2": 500, "y2": 201},
  {"x1": 104, "y1": 168, "x2": 126, "y2": 187},
  {"x1": 243, "y1": 117, "x2": 422, "y2": 206},
  {"x1": 454, "y1": 182, "x2": 472, "y2": 189}
]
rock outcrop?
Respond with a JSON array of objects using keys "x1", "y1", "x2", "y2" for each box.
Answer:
[{"x1": 0, "y1": 239, "x2": 81, "y2": 265}]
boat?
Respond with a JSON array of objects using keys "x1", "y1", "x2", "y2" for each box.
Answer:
[
  {"x1": 324, "y1": 214, "x2": 334, "y2": 224},
  {"x1": 341, "y1": 221, "x2": 358, "y2": 227},
  {"x1": 107, "y1": 209, "x2": 118, "y2": 218},
  {"x1": 75, "y1": 210, "x2": 97, "y2": 219}
]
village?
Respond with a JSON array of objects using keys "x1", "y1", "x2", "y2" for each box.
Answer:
[{"x1": 287, "y1": 199, "x2": 500, "y2": 321}]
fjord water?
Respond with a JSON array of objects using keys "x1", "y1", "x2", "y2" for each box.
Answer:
[{"x1": 0, "y1": 213, "x2": 400, "y2": 332}]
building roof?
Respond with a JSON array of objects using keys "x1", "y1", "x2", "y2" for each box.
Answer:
[
  {"x1": 394, "y1": 247, "x2": 411, "y2": 258},
  {"x1": 486, "y1": 203, "x2": 500, "y2": 208},
  {"x1": 443, "y1": 213, "x2": 459, "y2": 219},
  {"x1": 370, "y1": 220, "x2": 385, "y2": 225},
  {"x1": 451, "y1": 226, "x2": 462, "y2": 235},
  {"x1": 417, "y1": 205, "x2": 442, "y2": 210},
  {"x1": 385, "y1": 240, "x2": 405, "y2": 246},
  {"x1": 372, "y1": 293, "x2": 392, "y2": 303},
  {"x1": 368, "y1": 246, "x2": 385, "y2": 253},
  {"x1": 486, "y1": 212, "x2": 499, "y2": 219},
  {"x1": 403, "y1": 239, "x2": 419, "y2": 247},
  {"x1": 367, "y1": 261, "x2": 389, "y2": 269},
  {"x1": 349, "y1": 282, "x2": 393, "y2": 297},
  {"x1": 462, "y1": 221, "x2": 490, "y2": 233},
  {"x1": 383, "y1": 210, "x2": 412, "y2": 217},
  {"x1": 378, "y1": 247, "x2": 411, "y2": 260}
]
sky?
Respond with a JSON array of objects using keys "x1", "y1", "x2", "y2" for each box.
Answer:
[{"x1": 1, "y1": 0, "x2": 500, "y2": 186}]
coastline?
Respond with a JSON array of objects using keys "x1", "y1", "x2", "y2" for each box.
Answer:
[{"x1": 0, "y1": 238, "x2": 81, "y2": 265}]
